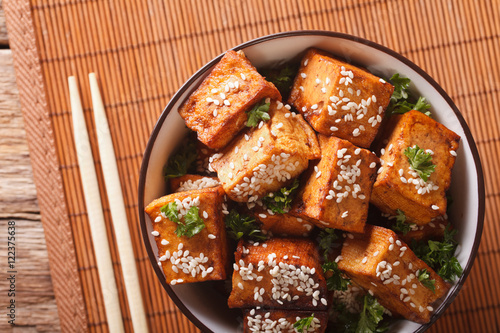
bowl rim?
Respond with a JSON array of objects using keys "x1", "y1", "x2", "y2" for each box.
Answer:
[{"x1": 138, "y1": 30, "x2": 485, "y2": 333}]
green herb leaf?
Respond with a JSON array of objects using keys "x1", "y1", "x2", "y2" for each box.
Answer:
[
  {"x1": 390, "y1": 209, "x2": 416, "y2": 236},
  {"x1": 261, "y1": 179, "x2": 300, "y2": 214},
  {"x1": 417, "y1": 269, "x2": 436, "y2": 293},
  {"x1": 404, "y1": 145, "x2": 436, "y2": 182},
  {"x1": 160, "y1": 203, "x2": 205, "y2": 238},
  {"x1": 293, "y1": 314, "x2": 315, "y2": 332},
  {"x1": 225, "y1": 209, "x2": 267, "y2": 242},
  {"x1": 259, "y1": 63, "x2": 299, "y2": 98},
  {"x1": 161, "y1": 201, "x2": 180, "y2": 223},
  {"x1": 246, "y1": 100, "x2": 271, "y2": 127},
  {"x1": 389, "y1": 73, "x2": 411, "y2": 101},
  {"x1": 387, "y1": 74, "x2": 432, "y2": 116},
  {"x1": 163, "y1": 140, "x2": 198, "y2": 179},
  {"x1": 411, "y1": 225, "x2": 463, "y2": 282},
  {"x1": 356, "y1": 294, "x2": 386, "y2": 333},
  {"x1": 318, "y1": 228, "x2": 339, "y2": 259},
  {"x1": 323, "y1": 261, "x2": 350, "y2": 291}
]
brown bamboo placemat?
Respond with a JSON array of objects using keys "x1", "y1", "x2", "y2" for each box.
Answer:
[{"x1": 4, "y1": 0, "x2": 500, "y2": 332}]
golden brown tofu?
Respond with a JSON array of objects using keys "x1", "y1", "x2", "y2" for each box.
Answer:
[
  {"x1": 252, "y1": 205, "x2": 315, "y2": 237},
  {"x1": 371, "y1": 110, "x2": 460, "y2": 225},
  {"x1": 338, "y1": 225, "x2": 449, "y2": 324},
  {"x1": 398, "y1": 215, "x2": 449, "y2": 244},
  {"x1": 211, "y1": 101, "x2": 320, "y2": 202},
  {"x1": 288, "y1": 48, "x2": 394, "y2": 148},
  {"x1": 144, "y1": 186, "x2": 228, "y2": 285},
  {"x1": 178, "y1": 50, "x2": 281, "y2": 149},
  {"x1": 291, "y1": 136, "x2": 379, "y2": 233},
  {"x1": 243, "y1": 308, "x2": 328, "y2": 333},
  {"x1": 169, "y1": 174, "x2": 219, "y2": 193},
  {"x1": 228, "y1": 238, "x2": 328, "y2": 310}
]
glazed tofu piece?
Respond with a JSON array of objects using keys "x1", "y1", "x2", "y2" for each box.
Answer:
[
  {"x1": 371, "y1": 110, "x2": 460, "y2": 225},
  {"x1": 228, "y1": 238, "x2": 328, "y2": 310},
  {"x1": 337, "y1": 225, "x2": 449, "y2": 324},
  {"x1": 178, "y1": 50, "x2": 281, "y2": 149},
  {"x1": 211, "y1": 101, "x2": 321, "y2": 202},
  {"x1": 291, "y1": 136, "x2": 379, "y2": 233},
  {"x1": 243, "y1": 308, "x2": 328, "y2": 333},
  {"x1": 288, "y1": 48, "x2": 394, "y2": 148},
  {"x1": 144, "y1": 186, "x2": 228, "y2": 285},
  {"x1": 169, "y1": 174, "x2": 219, "y2": 193},
  {"x1": 252, "y1": 206, "x2": 315, "y2": 237}
]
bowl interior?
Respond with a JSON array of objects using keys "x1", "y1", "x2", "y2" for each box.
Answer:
[{"x1": 139, "y1": 32, "x2": 484, "y2": 333}]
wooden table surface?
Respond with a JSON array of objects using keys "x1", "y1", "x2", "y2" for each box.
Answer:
[{"x1": 0, "y1": 2, "x2": 61, "y2": 332}]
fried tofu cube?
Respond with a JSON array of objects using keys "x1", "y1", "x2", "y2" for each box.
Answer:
[
  {"x1": 252, "y1": 207, "x2": 315, "y2": 237},
  {"x1": 243, "y1": 308, "x2": 328, "y2": 333},
  {"x1": 371, "y1": 110, "x2": 460, "y2": 225},
  {"x1": 291, "y1": 136, "x2": 379, "y2": 233},
  {"x1": 178, "y1": 50, "x2": 281, "y2": 149},
  {"x1": 145, "y1": 186, "x2": 228, "y2": 284},
  {"x1": 169, "y1": 174, "x2": 220, "y2": 193},
  {"x1": 211, "y1": 101, "x2": 320, "y2": 202},
  {"x1": 228, "y1": 238, "x2": 328, "y2": 310},
  {"x1": 337, "y1": 225, "x2": 449, "y2": 324},
  {"x1": 288, "y1": 48, "x2": 394, "y2": 148}
]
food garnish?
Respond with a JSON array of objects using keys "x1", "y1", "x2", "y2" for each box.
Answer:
[
  {"x1": 388, "y1": 73, "x2": 431, "y2": 116},
  {"x1": 246, "y1": 99, "x2": 271, "y2": 127},
  {"x1": 417, "y1": 268, "x2": 436, "y2": 293},
  {"x1": 163, "y1": 140, "x2": 197, "y2": 179},
  {"x1": 293, "y1": 314, "x2": 315, "y2": 332},
  {"x1": 412, "y1": 225, "x2": 463, "y2": 282},
  {"x1": 224, "y1": 209, "x2": 267, "y2": 242},
  {"x1": 390, "y1": 209, "x2": 416, "y2": 235},
  {"x1": 261, "y1": 179, "x2": 300, "y2": 214},
  {"x1": 404, "y1": 145, "x2": 436, "y2": 182},
  {"x1": 160, "y1": 202, "x2": 205, "y2": 238}
]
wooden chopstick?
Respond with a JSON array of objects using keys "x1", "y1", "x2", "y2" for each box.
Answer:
[
  {"x1": 68, "y1": 76, "x2": 125, "y2": 333},
  {"x1": 89, "y1": 73, "x2": 149, "y2": 333}
]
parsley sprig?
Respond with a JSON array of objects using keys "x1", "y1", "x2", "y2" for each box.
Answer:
[
  {"x1": 390, "y1": 209, "x2": 416, "y2": 235},
  {"x1": 387, "y1": 73, "x2": 431, "y2": 116},
  {"x1": 259, "y1": 63, "x2": 299, "y2": 98},
  {"x1": 411, "y1": 225, "x2": 463, "y2": 282},
  {"x1": 160, "y1": 202, "x2": 205, "y2": 238},
  {"x1": 163, "y1": 140, "x2": 197, "y2": 179},
  {"x1": 404, "y1": 145, "x2": 436, "y2": 182},
  {"x1": 317, "y1": 228, "x2": 350, "y2": 291},
  {"x1": 323, "y1": 261, "x2": 350, "y2": 291},
  {"x1": 246, "y1": 100, "x2": 271, "y2": 127},
  {"x1": 332, "y1": 294, "x2": 388, "y2": 333},
  {"x1": 417, "y1": 268, "x2": 436, "y2": 293},
  {"x1": 224, "y1": 209, "x2": 266, "y2": 242},
  {"x1": 261, "y1": 179, "x2": 300, "y2": 214},
  {"x1": 293, "y1": 314, "x2": 315, "y2": 332}
]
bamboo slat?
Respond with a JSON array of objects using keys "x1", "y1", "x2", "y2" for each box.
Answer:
[{"x1": 3, "y1": 0, "x2": 500, "y2": 332}]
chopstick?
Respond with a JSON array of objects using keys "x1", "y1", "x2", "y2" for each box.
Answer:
[
  {"x1": 88, "y1": 73, "x2": 149, "y2": 333},
  {"x1": 68, "y1": 76, "x2": 125, "y2": 333}
]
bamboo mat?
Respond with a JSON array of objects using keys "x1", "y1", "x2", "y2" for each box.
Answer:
[{"x1": 3, "y1": 0, "x2": 499, "y2": 332}]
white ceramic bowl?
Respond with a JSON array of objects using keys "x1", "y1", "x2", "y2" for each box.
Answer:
[{"x1": 138, "y1": 31, "x2": 485, "y2": 332}]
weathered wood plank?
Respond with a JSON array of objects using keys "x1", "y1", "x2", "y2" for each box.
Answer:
[
  {"x1": 0, "y1": 50, "x2": 60, "y2": 332},
  {"x1": 0, "y1": 1, "x2": 8, "y2": 45}
]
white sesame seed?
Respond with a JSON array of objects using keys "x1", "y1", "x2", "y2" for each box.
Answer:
[
  {"x1": 208, "y1": 234, "x2": 216, "y2": 239},
  {"x1": 151, "y1": 231, "x2": 159, "y2": 237},
  {"x1": 161, "y1": 239, "x2": 169, "y2": 246},
  {"x1": 450, "y1": 150, "x2": 457, "y2": 156},
  {"x1": 362, "y1": 257, "x2": 368, "y2": 264},
  {"x1": 301, "y1": 73, "x2": 307, "y2": 78},
  {"x1": 241, "y1": 73, "x2": 246, "y2": 80},
  {"x1": 432, "y1": 205, "x2": 440, "y2": 210}
]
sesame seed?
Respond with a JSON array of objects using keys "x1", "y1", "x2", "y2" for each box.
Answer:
[
  {"x1": 450, "y1": 150, "x2": 457, "y2": 156},
  {"x1": 427, "y1": 306, "x2": 434, "y2": 311},
  {"x1": 342, "y1": 211, "x2": 349, "y2": 218},
  {"x1": 304, "y1": 59, "x2": 309, "y2": 66},
  {"x1": 161, "y1": 239, "x2": 169, "y2": 246},
  {"x1": 315, "y1": 78, "x2": 321, "y2": 84},
  {"x1": 300, "y1": 73, "x2": 307, "y2": 78},
  {"x1": 151, "y1": 231, "x2": 159, "y2": 237},
  {"x1": 241, "y1": 73, "x2": 246, "y2": 80},
  {"x1": 276, "y1": 122, "x2": 283, "y2": 129},
  {"x1": 362, "y1": 257, "x2": 368, "y2": 264},
  {"x1": 370, "y1": 162, "x2": 376, "y2": 168},
  {"x1": 208, "y1": 234, "x2": 216, "y2": 239},
  {"x1": 432, "y1": 205, "x2": 440, "y2": 210},
  {"x1": 259, "y1": 214, "x2": 267, "y2": 219}
]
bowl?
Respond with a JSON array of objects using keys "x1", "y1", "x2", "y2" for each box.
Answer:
[{"x1": 138, "y1": 31, "x2": 485, "y2": 332}]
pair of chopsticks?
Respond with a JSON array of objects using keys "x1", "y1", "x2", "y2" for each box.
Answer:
[{"x1": 69, "y1": 74, "x2": 149, "y2": 333}]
